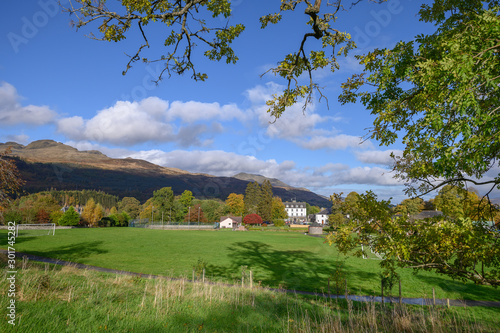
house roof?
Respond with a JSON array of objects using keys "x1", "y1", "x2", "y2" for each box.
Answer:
[
  {"x1": 411, "y1": 210, "x2": 443, "y2": 220},
  {"x1": 284, "y1": 202, "x2": 306, "y2": 208},
  {"x1": 317, "y1": 207, "x2": 332, "y2": 215},
  {"x1": 220, "y1": 216, "x2": 242, "y2": 223}
]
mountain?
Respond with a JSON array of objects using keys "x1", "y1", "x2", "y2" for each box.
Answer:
[
  {"x1": 1, "y1": 140, "x2": 330, "y2": 206},
  {"x1": 233, "y1": 172, "x2": 292, "y2": 189}
]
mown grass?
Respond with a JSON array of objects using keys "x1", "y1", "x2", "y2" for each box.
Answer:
[
  {"x1": 0, "y1": 259, "x2": 499, "y2": 332},
  {"x1": 1, "y1": 228, "x2": 499, "y2": 302}
]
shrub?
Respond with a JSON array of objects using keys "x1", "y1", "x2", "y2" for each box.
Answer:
[
  {"x1": 58, "y1": 206, "x2": 80, "y2": 226},
  {"x1": 243, "y1": 213, "x2": 262, "y2": 226},
  {"x1": 273, "y1": 219, "x2": 285, "y2": 227}
]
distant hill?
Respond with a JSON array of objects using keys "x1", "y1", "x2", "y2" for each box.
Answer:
[
  {"x1": 1, "y1": 140, "x2": 330, "y2": 206},
  {"x1": 233, "y1": 172, "x2": 292, "y2": 189}
]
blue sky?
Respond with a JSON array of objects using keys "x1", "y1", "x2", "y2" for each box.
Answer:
[{"x1": 2, "y1": 0, "x2": 494, "y2": 203}]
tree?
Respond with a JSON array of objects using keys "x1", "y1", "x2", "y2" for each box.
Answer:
[
  {"x1": 306, "y1": 204, "x2": 320, "y2": 216},
  {"x1": 200, "y1": 199, "x2": 228, "y2": 222},
  {"x1": 343, "y1": 192, "x2": 361, "y2": 220},
  {"x1": 0, "y1": 147, "x2": 24, "y2": 208},
  {"x1": 327, "y1": 191, "x2": 500, "y2": 286},
  {"x1": 65, "y1": 0, "x2": 355, "y2": 118},
  {"x1": 244, "y1": 182, "x2": 261, "y2": 215},
  {"x1": 139, "y1": 198, "x2": 155, "y2": 221},
  {"x1": 152, "y1": 187, "x2": 175, "y2": 220},
  {"x1": 176, "y1": 190, "x2": 194, "y2": 221},
  {"x1": 434, "y1": 185, "x2": 496, "y2": 221},
  {"x1": 257, "y1": 180, "x2": 273, "y2": 222},
  {"x1": 184, "y1": 203, "x2": 207, "y2": 223},
  {"x1": 243, "y1": 213, "x2": 263, "y2": 226},
  {"x1": 58, "y1": 206, "x2": 80, "y2": 226},
  {"x1": 271, "y1": 196, "x2": 288, "y2": 220},
  {"x1": 327, "y1": 1, "x2": 500, "y2": 286},
  {"x1": 35, "y1": 209, "x2": 51, "y2": 224},
  {"x1": 395, "y1": 198, "x2": 424, "y2": 217},
  {"x1": 118, "y1": 197, "x2": 141, "y2": 219},
  {"x1": 225, "y1": 193, "x2": 245, "y2": 216},
  {"x1": 81, "y1": 198, "x2": 96, "y2": 224},
  {"x1": 329, "y1": 212, "x2": 345, "y2": 228},
  {"x1": 340, "y1": 0, "x2": 500, "y2": 198}
]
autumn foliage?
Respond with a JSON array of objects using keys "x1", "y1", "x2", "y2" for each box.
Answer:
[{"x1": 243, "y1": 213, "x2": 262, "y2": 226}]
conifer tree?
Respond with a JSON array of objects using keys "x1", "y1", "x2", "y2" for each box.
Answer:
[
  {"x1": 258, "y1": 180, "x2": 273, "y2": 222},
  {"x1": 244, "y1": 182, "x2": 261, "y2": 215}
]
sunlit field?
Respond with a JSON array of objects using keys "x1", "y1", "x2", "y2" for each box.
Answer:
[{"x1": 1, "y1": 228, "x2": 499, "y2": 302}]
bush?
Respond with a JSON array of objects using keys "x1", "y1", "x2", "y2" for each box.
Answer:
[
  {"x1": 273, "y1": 219, "x2": 285, "y2": 227},
  {"x1": 58, "y1": 206, "x2": 80, "y2": 226},
  {"x1": 243, "y1": 213, "x2": 262, "y2": 226}
]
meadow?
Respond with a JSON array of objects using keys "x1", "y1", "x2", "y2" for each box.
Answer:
[
  {"x1": 1, "y1": 260, "x2": 499, "y2": 332},
  {"x1": 1, "y1": 228, "x2": 499, "y2": 303}
]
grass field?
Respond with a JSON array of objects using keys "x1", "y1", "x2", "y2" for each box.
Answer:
[
  {"x1": 2, "y1": 261, "x2": 500, "y2": 332},
  {"x1": 1, "y1": 228, "x2": 500, "y2": 302}
]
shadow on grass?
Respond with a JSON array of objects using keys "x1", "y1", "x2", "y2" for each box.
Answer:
[
  {"x1": 19, "y1": 241, "x2": 108, "y2": 263},
  {"x1": 207, "y1": 241, "x2": 378, "y2": 294},
  {"x1": 413, "y1": 274, "x2": 500, "y2": 302},
  {"x1": 0, "y1": 231, "x2": 36, "y2": 246}
]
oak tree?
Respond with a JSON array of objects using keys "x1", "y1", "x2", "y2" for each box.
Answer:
[{"x1": 0, "y1": 148, "x2": 24, "y2": 208}]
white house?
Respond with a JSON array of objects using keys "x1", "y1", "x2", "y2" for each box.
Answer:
[
  {"x1": 283, "y1": 200, "x2": 307, "y2": 222},
  {"x1": 219, "y1": 216, "x2": 242, "y2": 229},
  {"x1": 315, "y1": 207, "x2": 331, "y2": 225}
]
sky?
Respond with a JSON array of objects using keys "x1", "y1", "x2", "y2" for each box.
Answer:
[{"x1": 1, "y1": 0, "x2": 497, "y2": 203}]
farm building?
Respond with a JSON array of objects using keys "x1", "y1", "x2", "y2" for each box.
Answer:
[
  {"x1": 315, "y1": 207, "x2": 331, "y2": 225},
  {"x1": 219, "y1": 216, "x2": 242, "y2": 229}
]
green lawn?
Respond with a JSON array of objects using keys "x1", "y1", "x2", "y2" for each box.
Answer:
[
  {"x1": 2, "y1": 263, "x2": 499, "y2": 332},
  {"x1": 2, "y1": 228, "x2": 499, "y2": 302}
]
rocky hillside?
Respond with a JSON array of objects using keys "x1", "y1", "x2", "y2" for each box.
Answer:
[{"x1": 1, "y1": 140, "x2": 330, "y2": 206}]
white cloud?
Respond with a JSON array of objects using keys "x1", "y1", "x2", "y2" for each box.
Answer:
[
  {"x1": 117, "y1": 147, "x2": 402, "y2": 190},
  {"x1": 166, "y1": 101, "x2": 248, "y2": 123},
  {"x1": 57, "y1": 97, "x2": 249, "y2": 147},
  {"x1": 0, "y1": 82, "x2": 57, "y2": 125},
  {"x1": 4, "y1": 134, "x2": 30, "y2": 144},
  {"x1": 355, "y1": 149, "x2": 403, "y2": 166},
  {"x1": 245, "y1": 82, "x2": 282, "y2": 104},
  {"x1": 299, "y1": 134, "x2": 372, "y2": 150}
]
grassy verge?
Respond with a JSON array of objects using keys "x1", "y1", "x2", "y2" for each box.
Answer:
[
  {"x1": 1, "y1": 259, "x2": 499, "y2": 332},
  {"x1": 1, "y1": 228, "x2": 499, "y2": 302}
]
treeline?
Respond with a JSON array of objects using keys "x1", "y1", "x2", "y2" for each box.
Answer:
[
  {"x1": 328, "y1": 185, "x2": 500, "y2": 228},
  {"x1": 40, "y1": 189, "x2": 119, "y2": 209},
  {"x1": 0, "y1": 182, "x2": 302, "y2": 228}
]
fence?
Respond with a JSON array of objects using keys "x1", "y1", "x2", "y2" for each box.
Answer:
[{"x1": 129, "y1": 219, "x2": 217, "y2": 230}]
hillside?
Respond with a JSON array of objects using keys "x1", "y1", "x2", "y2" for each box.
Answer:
[{"x1": 1, "y1": 140, "x2": 330, "y2": 206}]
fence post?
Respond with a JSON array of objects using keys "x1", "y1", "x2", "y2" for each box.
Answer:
[
  {"x1": 202, "y1": 268, "x2": 205, "y2": 283},
  {"x1": 399, "y1": 280, "x2": 402, "y2": 305},
  {"x1": 433, "y1": 288, "x2": 436, "y2": 306},
  {"x1": 446, "y1": 298, "x2": 450, "y2": 309},
  {"x1": 381, "y1": 279, "x2": 384, "y2": 305},
  {"x1": 344, "y1": 279, "x2": 348, "y2": 300},
  {"x1": 192, "y1": 269, "x2": 195, "y2": 282}
]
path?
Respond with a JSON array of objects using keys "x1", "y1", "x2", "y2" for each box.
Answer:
[{"x1": 3, "y1": 250, "x2": 499, "y2": 308}]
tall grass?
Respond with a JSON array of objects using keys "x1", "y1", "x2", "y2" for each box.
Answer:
[{"x1": 1, "y1": 256, "x2": 498, "y2": 332}]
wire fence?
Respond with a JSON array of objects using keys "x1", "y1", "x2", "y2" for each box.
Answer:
[{"x1": 129, "y1": 219, "x2": 217, "y2": 230}]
